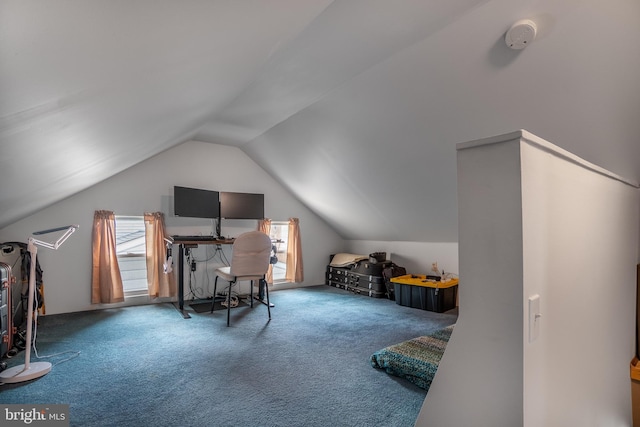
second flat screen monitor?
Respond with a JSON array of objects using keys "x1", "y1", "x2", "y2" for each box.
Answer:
[{"x1": 220, "y1": 192, "x2": 264, "y2": 219}]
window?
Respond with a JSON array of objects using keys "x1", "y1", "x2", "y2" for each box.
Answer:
[
  {"x1": 268, "y1": 221, "x2": 289, "y2": 284},
  {"x1": 115, "y1": 216, "x2": 148, "y2": 296}
]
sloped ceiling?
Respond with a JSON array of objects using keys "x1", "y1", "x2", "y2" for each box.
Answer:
[{"x1": 1, "y1": 0, "x2": 639, "y2": 241}]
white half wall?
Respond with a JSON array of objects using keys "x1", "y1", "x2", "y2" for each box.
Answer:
[
  {"x1": 416, "y1": 130, "x2": 639, "y2": 427},
  {"x1": 0, "y1": 140, "x2": 344, "y2": 314}
]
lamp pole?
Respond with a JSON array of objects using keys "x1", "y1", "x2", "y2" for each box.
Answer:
[{"x1": 0, "y1": 225, "x2": 78, "y2": 384}]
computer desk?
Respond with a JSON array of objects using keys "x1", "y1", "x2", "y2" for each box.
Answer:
[{"x1": 172, "y1": 237, "x2": 235, "y2": 319}]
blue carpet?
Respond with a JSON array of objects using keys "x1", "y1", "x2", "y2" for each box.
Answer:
[{"x1": 0, "y1": 285, "x2": 457, "y2": 427}]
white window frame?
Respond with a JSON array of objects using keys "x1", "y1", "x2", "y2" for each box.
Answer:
[
  {"x1": 115, "y1": 216, "x2": 148, "y2": 297},
  {"x1": 269, "y1": 221, "x2": 289, "y2": 284}
]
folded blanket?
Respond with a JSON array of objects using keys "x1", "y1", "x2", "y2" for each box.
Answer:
[
  {"x1": 329, "y1": 253, "x2": 368, "y2": 267},
  {"x1": 370, "y1": 325, "x2": 454, "y2": 391}
]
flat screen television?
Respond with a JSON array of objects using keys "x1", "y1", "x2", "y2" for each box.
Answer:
[
  {"x1": 220, "y1": 192, "x2": 264, "y2": 219},
  {"x1": 174, "y1": 186, "x2": 220, "y2": 219}
]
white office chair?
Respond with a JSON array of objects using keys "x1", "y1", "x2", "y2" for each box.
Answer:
[{"x1": 210, "y1": 231, "x2": 272, "y2": 326}]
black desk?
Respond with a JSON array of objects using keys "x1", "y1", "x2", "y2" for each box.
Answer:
[{"x1": 172, "y1": 237, "x2": 234, "y2": 319}]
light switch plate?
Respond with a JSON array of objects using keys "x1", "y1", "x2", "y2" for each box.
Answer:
[{"x1": 528, "y1": 294, "x2": 541, "y2": 343}]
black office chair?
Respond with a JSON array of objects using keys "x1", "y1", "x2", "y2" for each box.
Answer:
[{"x1": 211, "y1": 231, "x2": 272, "y2": 326}]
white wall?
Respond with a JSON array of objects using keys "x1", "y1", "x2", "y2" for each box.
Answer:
[
  {"x1": 417, "y1": 133, "x2": 525, "y2": 426},
  {"x1": 0, "y1": 141, "x2": 345, "y2": 314},
  {"x1": 416, "y1": 131, "x2": 639, "y2": 427},
  {"x1": 346, "y1": 240, "x2": 458, "y2": 277},
  {"x1": 520, "y1": 140, "x2": 638, "y2": 426}
]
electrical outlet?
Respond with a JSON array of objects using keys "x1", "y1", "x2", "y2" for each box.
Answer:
[
  {"x1": 191, "y1": 261, "x2": 196, "y2": 272},
  {"x1": 528, "y1": 294, "x2": 541, "y2": 343}
]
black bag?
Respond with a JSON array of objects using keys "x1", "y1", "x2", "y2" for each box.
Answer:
[{"x1": 382, "y1": 264, "x2": 407, "y2": 301}]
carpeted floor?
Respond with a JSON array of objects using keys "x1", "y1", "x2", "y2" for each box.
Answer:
[{"x1": 0, "y1": 285, "x2": 457, "y2": 427}]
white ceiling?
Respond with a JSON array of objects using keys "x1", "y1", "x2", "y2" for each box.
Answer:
[{"x1": 2, "y1": 0, "x2": 639, "y2": 241}]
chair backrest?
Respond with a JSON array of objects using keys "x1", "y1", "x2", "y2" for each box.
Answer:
[{"x1": 229, "y1": 231, "x2": 272, "y2": 277}]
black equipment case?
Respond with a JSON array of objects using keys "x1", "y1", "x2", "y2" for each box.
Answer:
[
  {"x1": 325, "y1": 259, "x2": 393, "y2": 299},
  {"x1": 381, "y1": 264, "x2": 407, "y2": 301},
  {"x1": 1, "y1": 242, "x2": 30, "y2": 329},
  {"x1": 0, "y1": 262, "x2": 13, "y2": 359}
]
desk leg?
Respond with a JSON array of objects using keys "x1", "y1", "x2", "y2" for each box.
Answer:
[{"x1": 173, "y1": 244, "x2": 191, "y2": 319}]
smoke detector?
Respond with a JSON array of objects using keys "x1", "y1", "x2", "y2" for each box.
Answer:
[{"x1": 505, "y1": 19, "x2": 537, "y2": 50}]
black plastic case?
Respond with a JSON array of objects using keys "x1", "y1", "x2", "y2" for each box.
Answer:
[
  {"x1": 0, "y1": 262, "x2": 12, "y2": 358},
  {"x1": 326, "y1": 265, "x2": 388, "y2": 298}
]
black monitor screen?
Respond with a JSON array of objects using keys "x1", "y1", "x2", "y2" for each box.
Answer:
[
  {"x1": 220, "y1": 192, "x2": 264, "y2": 219},
  {"x1": 174, "y1": 186, "x2": 220, "y2": 219}
]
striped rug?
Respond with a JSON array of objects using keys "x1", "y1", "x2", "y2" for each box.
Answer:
[{"x1": 370, "y1": 324, "x2": 454, "y2": 391}]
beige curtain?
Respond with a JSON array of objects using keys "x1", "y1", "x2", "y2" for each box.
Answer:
[
  {"x1": 91, "y1": 210, "x2": 124, "y2": 304},
  {"x1": 257, "y1": 218, "x2": 273, "y2": 284},
  {"x1": 285, "y1": 217, "x2": 304, "y2": 283},
  {"x1": 144, "y1": 212, "x2": 176, "y2": 298}
]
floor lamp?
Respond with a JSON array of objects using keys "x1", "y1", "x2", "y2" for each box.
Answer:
[{"x1": 0, "y1": 224, "x2": 78, "y2": 384}]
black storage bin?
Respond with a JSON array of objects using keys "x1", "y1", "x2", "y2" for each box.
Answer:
[{"x1": 392, "y1": 275, "x2": 458, "y2": 313}]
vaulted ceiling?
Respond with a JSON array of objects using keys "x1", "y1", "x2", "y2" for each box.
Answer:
[{"x1": 2, "y1": 0, "x2": 639, "y2": 241}]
